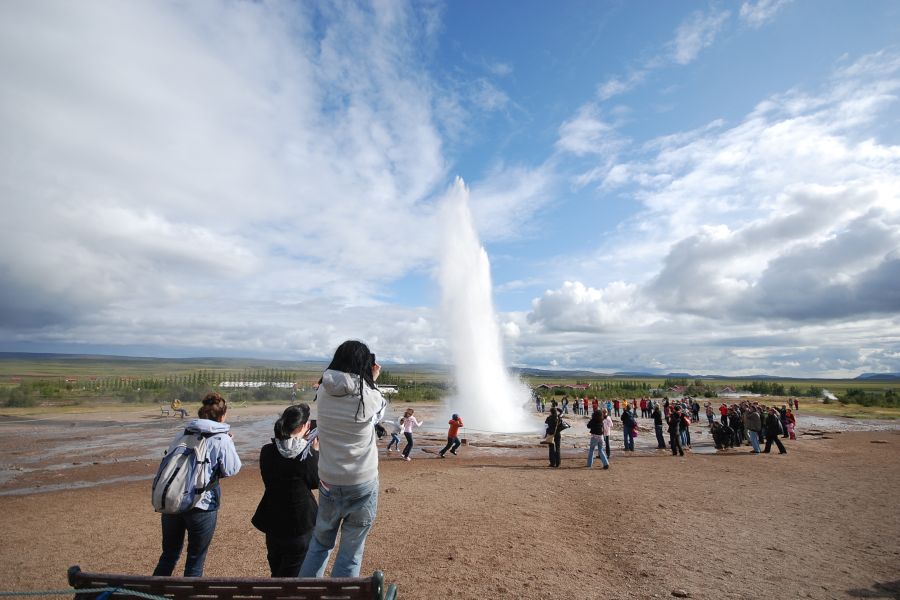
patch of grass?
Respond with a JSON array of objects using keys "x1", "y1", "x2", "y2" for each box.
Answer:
[{"x1": 795, "y1": 402, "x2": 900, "y2": 420}]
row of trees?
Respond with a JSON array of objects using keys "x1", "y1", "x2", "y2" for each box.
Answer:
[{"x1": 65, "y1": 368, "x2": 308, "y2": 391}]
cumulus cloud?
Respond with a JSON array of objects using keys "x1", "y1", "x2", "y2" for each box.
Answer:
[
  {"x1": 0, "y1": 1, "x2": 448, "y2": 346},
  {"x1": 527, "y1": 281, "x2": 652, "y2": 332},
  {"x1": 521, "y1": 50, "x2": 900, "y2": 377}
]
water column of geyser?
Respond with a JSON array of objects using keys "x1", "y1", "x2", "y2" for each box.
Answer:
[{"x1": 438, "y1": 178, "x2": 535, "y2": 433}]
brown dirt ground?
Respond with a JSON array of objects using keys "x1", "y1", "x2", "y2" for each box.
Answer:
[{"x1": 0, "y1": 406, "x2": 898, "y2": 600}]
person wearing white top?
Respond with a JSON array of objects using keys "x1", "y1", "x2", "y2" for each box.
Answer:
[{"x1": 399, "y1": 408, "x2": 424, "y2": 461}]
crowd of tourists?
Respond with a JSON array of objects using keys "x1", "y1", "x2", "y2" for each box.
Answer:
[{"x1": 535, "y1": 394, "x2": 798, "y2": 469}]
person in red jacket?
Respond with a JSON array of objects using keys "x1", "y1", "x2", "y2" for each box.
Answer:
[
  {"x1": 438, "y1": 414, "x2": 464, "y2": 457},
  {"x1": 719, "y1": 403, "x2": 729, "y2": 425}
]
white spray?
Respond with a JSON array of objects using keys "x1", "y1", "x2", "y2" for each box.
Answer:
[{"x1": 438, "y1": 178, "x2": 535, "y2": 433}]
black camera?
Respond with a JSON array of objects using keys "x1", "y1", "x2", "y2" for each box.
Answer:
[{"x1": 309, "y1": 419, "x2": 317, "y2": 430}]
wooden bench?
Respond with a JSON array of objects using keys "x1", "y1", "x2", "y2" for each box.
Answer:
[
  {"x1": 67, "y1": 566, "x2": 398, "y2": 600},
  {"x1": 160, "y1": 405, "x2": 171, "y2": 417}
]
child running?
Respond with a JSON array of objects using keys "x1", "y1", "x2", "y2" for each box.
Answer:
[
  {"x1": 438, "y1": 413, "x2": 464, "y2": 458},
  {"x1": 400, "y1": 408, "x2": 424, "y2": 461},
  {"x1": 384, "y1": 417, "x2": 402, "y2": 452}
]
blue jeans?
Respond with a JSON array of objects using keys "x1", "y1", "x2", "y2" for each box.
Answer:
[
  {"x1": 586, "y1": 435, "x2": 609, "y2": 468},
  {"x1": 387, "y1": 433, "x2": 401, "y2": 450},
  {"x1": 748, "y1": 430, "x2": 761, "y2": 453},
  {"x1": 299, "y1": 478, "x2": 379, "y2": 578},
  {"x1": 153, "y1": 509, "x2": 218, "y2": 577},
  {"x1": 623, "y1": 428, "x2": 634, "y2": 451}
]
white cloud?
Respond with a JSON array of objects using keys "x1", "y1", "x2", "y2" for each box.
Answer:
[
  {"x1": 0, "y1": 1, "x2": 447, "y2": 337},
  {"x1": 739, "y1": 0, "x2": 792, "y2": 28},
  {"x1": 467, "y1": 164, "x2": 557, "y2": 242},
  {"x1": 669, "y1": 9, "x2": 731, "y2": 65},
  {"x1": 595, "y1": 7, "x2": 731, "y2": 103},
  {"x1": 596, "y1": 70, "x2": 647, "y2": 101},
  {"x1": 517, "y1": 50, "x2": 900, "y2": 377},
  {"x1": 470, "y1": 78, "x2": 510, "y2": 112},
  {"x1": 555, "y1": 104, "x2": 624, "y2": 157},
  {"x1": 527, "y1": 281, "x2": 652, "y2": 332}
]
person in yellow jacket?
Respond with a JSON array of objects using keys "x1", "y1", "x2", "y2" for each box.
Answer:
[{"x1": 171, "y1": 398, "x2": 188, "y2": 418}]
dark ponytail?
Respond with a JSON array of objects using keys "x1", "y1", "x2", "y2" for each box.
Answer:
[
  {"x1": 273, "y1": 404, "x2": 311, "y2": 440},
  {"x1": 325, "y1": 340, "x2": 376, "y2": 390}
]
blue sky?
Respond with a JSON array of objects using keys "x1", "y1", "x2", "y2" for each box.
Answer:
[{"x1": 1, "y1": 0, "x2": 899, "y2": 377}]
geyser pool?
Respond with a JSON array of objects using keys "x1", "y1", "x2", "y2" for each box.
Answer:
[{"x1": 437, "y1": 178, "x2": 536, "y2": 433}]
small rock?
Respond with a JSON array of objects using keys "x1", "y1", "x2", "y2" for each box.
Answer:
[
  {"x1": 384, "y1": 487, "x2": 399, "y2": 493},
  {"x1": 640, "y1": 570, "x2": 650, "y2": 577},
  {"x1": 672, "y1": 590, "x2": 690, "y2": 598}
]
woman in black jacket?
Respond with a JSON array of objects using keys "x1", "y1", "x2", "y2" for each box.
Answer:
[
  {"x1": 252, "y1": 404, "x2": 320, "y2": 577},
  {"x1": 544, "y1": 407, "x2": 562, "y2": 468},
  {"x1": 667, "y1": 406, "x2": 685, "y2": 457}
]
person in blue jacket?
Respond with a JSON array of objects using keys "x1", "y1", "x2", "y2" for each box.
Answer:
[{"x1": 152, "y1": 392, "x2": 242, "y2": 577}]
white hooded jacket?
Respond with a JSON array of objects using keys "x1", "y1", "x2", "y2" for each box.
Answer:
[{"x1": 316, "y1": 369, "x2": 387, "y2": 486}]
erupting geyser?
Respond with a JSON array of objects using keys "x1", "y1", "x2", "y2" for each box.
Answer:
[{"x1": 438, "y1": 178, "x2": 535, "y2": 433}]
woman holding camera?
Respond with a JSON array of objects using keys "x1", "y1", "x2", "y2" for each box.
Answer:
[{"x1": 252, "y1": 404, "x2": 320, "y2": 577}]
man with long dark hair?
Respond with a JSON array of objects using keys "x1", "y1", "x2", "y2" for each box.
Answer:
[{"x1": 299, "y1": 340, "x2": 387, "y2": 578}]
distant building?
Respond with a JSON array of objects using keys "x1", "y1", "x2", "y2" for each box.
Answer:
[{"x1": 218, "y1": 381, "x2": 295, "y2": 389}]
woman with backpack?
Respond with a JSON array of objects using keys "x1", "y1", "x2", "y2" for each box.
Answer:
[
  {"x1": 252, "y1": 404, "x2": 320, "y2": 577},
  {"x1": 152, "y1": 392, "x2": 242, "y2": 577}
]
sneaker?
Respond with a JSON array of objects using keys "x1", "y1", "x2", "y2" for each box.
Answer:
[
  {"x1": 404, "y1": 456, "x2": 411, "y2": 461},
  {"x1": 603, "y1": 465, "x2": 609, "y2": 470},
  {"x1": 438, "y1": 453, "x2": 445, "y2": 458},
  {"x1": 450, "y1": 450, "x2": 457, "y2": 455}
]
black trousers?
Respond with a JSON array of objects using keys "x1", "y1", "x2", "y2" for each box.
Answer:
[
  {"x1": 764, "y1": 435, "x2": 787, "y2": 454},
  {"x1": 439, "y1": 436, "x2": 461, "y2": 456},
  {"x1": 265, "y1": 531, "x2": 312, "y2": 577},
  {"x1": 655, "y1": 425, "x2": 667, "y2": 449},
  {"x1": 548, "y1": 436, "x2": 561, "y2": 467},
  {"x1": 402, "y1": 432, "x2": 414, "y2": 457},
  {"x1": 669, "y1": 431, "x2": 684, "y2": 456}
]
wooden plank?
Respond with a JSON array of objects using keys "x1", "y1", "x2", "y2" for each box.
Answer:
[{"x1": 67, "y1": 566, "x2": 388, "y2": 600}]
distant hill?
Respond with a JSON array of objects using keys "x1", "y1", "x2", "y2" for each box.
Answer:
[
  {"x1": 513, "y1": 367, "x2": 612, "y2": 378},
  {"x1": 1, "y1": 352, "x2": 894, "y2": 382},
  {"x1": 854, "y1": 372, "x2": 900, "y2": 381}
]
